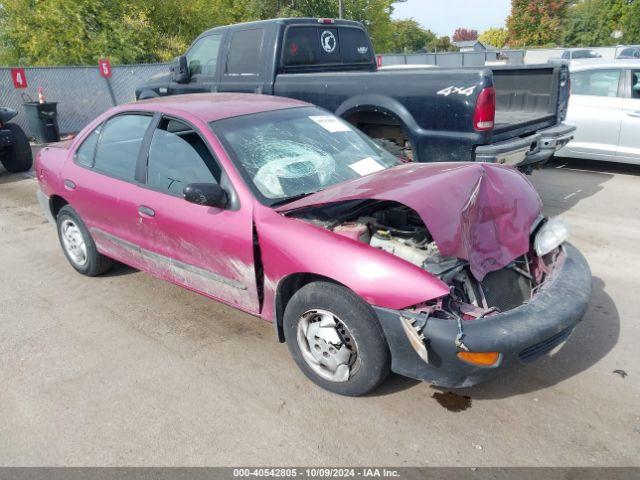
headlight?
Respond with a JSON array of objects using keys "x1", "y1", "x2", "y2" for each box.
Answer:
[{"x1": 534, "y1": 218, "x2": 570, "y2": 256}]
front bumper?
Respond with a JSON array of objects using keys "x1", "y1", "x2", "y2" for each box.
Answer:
[
  {"x1": 374, "y1": 243, "x2": 591, "y2": 388},
  {"x1": 474, "y1": 123, "x2": 575, "y2": 168}
]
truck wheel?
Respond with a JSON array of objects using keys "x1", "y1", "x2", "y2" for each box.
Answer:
[
  {"x1": 56, "y1": 205, "x2": 112, "y2": 276},
  {"x1": 283, "y1": 281, "x2": 390, "y2": 396},
  {"x1": 0, "y1": 123, "x2": 33, "y2": 173}
]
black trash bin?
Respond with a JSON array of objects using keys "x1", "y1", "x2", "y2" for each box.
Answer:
[{"x1": 23, "y1": 101, "x2": 60, "y2": 143}]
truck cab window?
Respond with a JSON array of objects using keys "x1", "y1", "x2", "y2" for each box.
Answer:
[
  {"x1": 283, "y1": 26, "x2": 371, "y2": 67},
  {"x1": 186, "y1": 34, "x2": 222, "y2": 76},
  {"x1": 226, "y1": 29, "x2": 264, "y2": 76},
  {"x1": 283, "y1": 28, "x2": 319, "y2": 66},
  {"x1": 339, "y1": 28, "x2": 372, "y2": 63}
]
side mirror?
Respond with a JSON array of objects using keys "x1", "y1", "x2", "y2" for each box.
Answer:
[
  {"x1": 170, "y1": 56, "x2": 190, "y2": 83},
  {"x1": 183, "y1": 183, "x2": 227, "y2": 208}
]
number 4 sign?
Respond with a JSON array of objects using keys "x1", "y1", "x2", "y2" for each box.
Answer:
[
  {"x1": 11, "y1": 68, "x2": 27, "y2": 89},
  {"x1": 98, "y1": 58, "x2": 112, "y2": 78}
]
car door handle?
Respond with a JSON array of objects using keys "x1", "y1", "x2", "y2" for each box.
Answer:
[
  {"x1": 627, "y1": 111, "x2": 640, "y2": 118},
  {"x1": 63, "y1": 179, "x2": 76, "y2": 190},
  {"x1": 138, "y1": 205, "x2": 155, "y2": 218}
]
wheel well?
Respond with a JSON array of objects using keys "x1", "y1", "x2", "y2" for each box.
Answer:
[
  {"x1": 344, "y1": 110, "x2": 413, "y2": 159},
  {"x1": 49, "y1": 195, "x2": 68, "y2": 218},
  {"x1": 274, "y1": 273, "x2": 343, "y2": 342}
]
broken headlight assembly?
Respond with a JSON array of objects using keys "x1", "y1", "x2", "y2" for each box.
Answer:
[{"x1": 534, "y1": 218, "x2": 570, "y2": 257}]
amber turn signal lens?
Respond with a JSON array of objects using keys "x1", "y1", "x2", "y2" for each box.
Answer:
[{"x1": 457, "y1": 351, "x2": 501, "y2": 367}]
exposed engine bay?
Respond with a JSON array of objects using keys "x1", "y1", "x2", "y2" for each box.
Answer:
[{"x1": 288, "y1": 201, "x2": 561, "y2": 320}]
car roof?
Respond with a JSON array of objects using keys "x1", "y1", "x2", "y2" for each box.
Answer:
[
  {"x1": 126, "y1": 93, "x2": 311, "y2": 123},
  {"x1": 569, "y1": 59, "x2": 640, "y2": 71}
]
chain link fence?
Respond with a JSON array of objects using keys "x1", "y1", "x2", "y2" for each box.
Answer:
[{"x1": 0, "y1": 63, "x2": 169, "y2": 138}]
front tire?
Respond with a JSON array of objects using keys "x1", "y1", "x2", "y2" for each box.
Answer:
[
  {"x1": 56, "y1": 205, "x2": 112, "y2": 276},
  {"x1": 0, "y1": 123, "x2": 33, "y2": 173},
  {"x1": 284, "y1": 281, "x2": 390, "y2": 396}
]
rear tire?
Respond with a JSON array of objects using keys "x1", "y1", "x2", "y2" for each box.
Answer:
[
  {"x1": 56, "y1": 205, "x2": 112, "y2": 276},
  {"x1": 0, "y1": 123, "x2": 33, "y2": 173},
  {"x1": 283, "y1": 281, "x2": 390, "y2": 396}
]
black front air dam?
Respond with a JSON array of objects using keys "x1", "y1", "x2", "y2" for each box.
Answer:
[{"x1": 373, "y1": 243, "x2": 592, "y2": 388}]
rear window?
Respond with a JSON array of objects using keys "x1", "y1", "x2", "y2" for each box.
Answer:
[
  {"x1": 226, "y1": 28, "x2": 264, "y2": 76},
  {"x1": 283, "y1": 26, "x2": 372, "y2": 67}
]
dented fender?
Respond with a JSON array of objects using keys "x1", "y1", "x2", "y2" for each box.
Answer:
[{"x1": 254, "y1": 204, "x2": 449, "y2": 321}]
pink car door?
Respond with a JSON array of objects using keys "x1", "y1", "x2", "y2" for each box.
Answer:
[
  {"x1": 134, "y1": 115, "x2": 259, "y2": 314},
  {"x1": 60, "y1": 113, "x2": 155, "y2": 268}
]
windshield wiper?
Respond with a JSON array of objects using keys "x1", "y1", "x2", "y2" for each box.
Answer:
[{"x1": 270, "y1": 191, "x2": 316, "y2": 207}]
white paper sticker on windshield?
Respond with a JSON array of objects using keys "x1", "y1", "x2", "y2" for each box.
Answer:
[
  {"x1": 349, "y1": 157, "x2": 385, "y2": 176},
  {"x1": 309, "y1": 115, "x2": 351, "y2": 133}
]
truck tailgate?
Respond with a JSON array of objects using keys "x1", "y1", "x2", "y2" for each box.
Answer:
[{"x1": 491, "y1": 65, "x2": 560, "y2": 138}]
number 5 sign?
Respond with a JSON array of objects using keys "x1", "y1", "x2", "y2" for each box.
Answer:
[
  {"x1": 11, "y1": 68, "x2": 27, "y2": 89},
  {"x1": 98, "y1": 58, "x2": 112, "y2": 78}
]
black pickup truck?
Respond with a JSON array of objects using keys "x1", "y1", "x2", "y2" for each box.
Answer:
[{"x1": 136, "y1": 18, "x2": 574, "y2": 169}]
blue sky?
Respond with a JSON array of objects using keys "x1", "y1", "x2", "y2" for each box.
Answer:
[{"x1": 391, "y1": 0, "x2": 512, "y2": 37}]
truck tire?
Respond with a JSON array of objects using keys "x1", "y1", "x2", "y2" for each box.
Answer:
[
  {"x1": 56, "y1": 205, "x2": 112, "y2": 276},
  {"x1": 283, "y1": 281, "x2": 390, "y2": 396},
  {"x1": 0, "y1": 123, "x2": 33, "y2": 173}
]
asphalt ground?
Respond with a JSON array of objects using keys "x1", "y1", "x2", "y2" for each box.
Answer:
[{"x1": 0, "y1": 157, "x2": 638, "y2": 466}]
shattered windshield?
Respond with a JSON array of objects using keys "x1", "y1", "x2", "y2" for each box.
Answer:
[{"x1": 210, "y1": 107, "x2": 399, "y2": 206}]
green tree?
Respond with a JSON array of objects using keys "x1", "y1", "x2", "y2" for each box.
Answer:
[
  {"x1": 479, "y1": 27, "x2": 509, "y2": 48},
  {"x1": 427, "y1": 36, "x2": 456, "y2": 53},
  {"x1": 620, "y1": 0, "x2": 640, "y2": 44},
  {"x1": 0, "y1": 0, "x2": 404, "y2": 65},
  {"x1": 563, "y1": 0, "x2": 640, "y2": 47},
  {"x1": 388, "y1": 19, "x2": 436, "y2": 53},
  {"x1": 507, "y1": 0, "x2": 569, "y2": 47}
]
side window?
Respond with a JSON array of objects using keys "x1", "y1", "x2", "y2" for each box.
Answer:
[
  {"x1": 186, "y1": 34, "x2": 222, "y2": 76},
  {"x1": 571, "y1": 69, "x2": 621, "y2": 97},
  {"x1": 93, "y1": 114, "x2": 152, "y2": 181},
  {"x1": 226, "y1": 29, "x2": 264, "y2": 76},
  {"x1": 74, "y1": 126, "x2": 101, "y2": 167},
  {"x1": 632, "y1": 71, "x2": 640, "y2": 99},
  {"x1": 147, "y1": 118, "x2": 220, "y2": 196}
]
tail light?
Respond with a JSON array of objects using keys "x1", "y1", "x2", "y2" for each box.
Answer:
[
  {"x1": 473, "y1": 86, "x2": 496, "y2": 131},
  {"x1": 318, "y1": 18, "x2": 335, "y2": 24}
]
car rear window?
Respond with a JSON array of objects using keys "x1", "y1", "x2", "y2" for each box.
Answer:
[{"x1": 283, "y1": 26, "x2": 372, "y2": 67}]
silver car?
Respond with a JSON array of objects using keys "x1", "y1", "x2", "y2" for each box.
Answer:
[{"x1": 556, "y1": 61, "x2": 640, "y2": 164}]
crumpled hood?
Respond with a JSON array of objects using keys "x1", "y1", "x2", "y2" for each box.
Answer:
[{"x1": 277, "y1": 162, "x2": 543, "y2": 280}]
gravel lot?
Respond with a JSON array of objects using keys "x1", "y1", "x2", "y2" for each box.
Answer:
[{"x1": 0, "y1": 158, "x2": 638, "y2": 466}]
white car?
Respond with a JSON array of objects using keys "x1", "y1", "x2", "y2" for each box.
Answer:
[{"x1": 556, "y1": 61, "x2": 640, "y2": 164}]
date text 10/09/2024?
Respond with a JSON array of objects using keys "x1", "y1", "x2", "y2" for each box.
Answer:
[{"x1": 233, "y1": 469, "x2": 401, "y2": 478}]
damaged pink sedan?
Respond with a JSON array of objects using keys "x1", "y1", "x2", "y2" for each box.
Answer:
[{"x1": 36, "y1": 94, "x2": 591, "y2": 396}]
